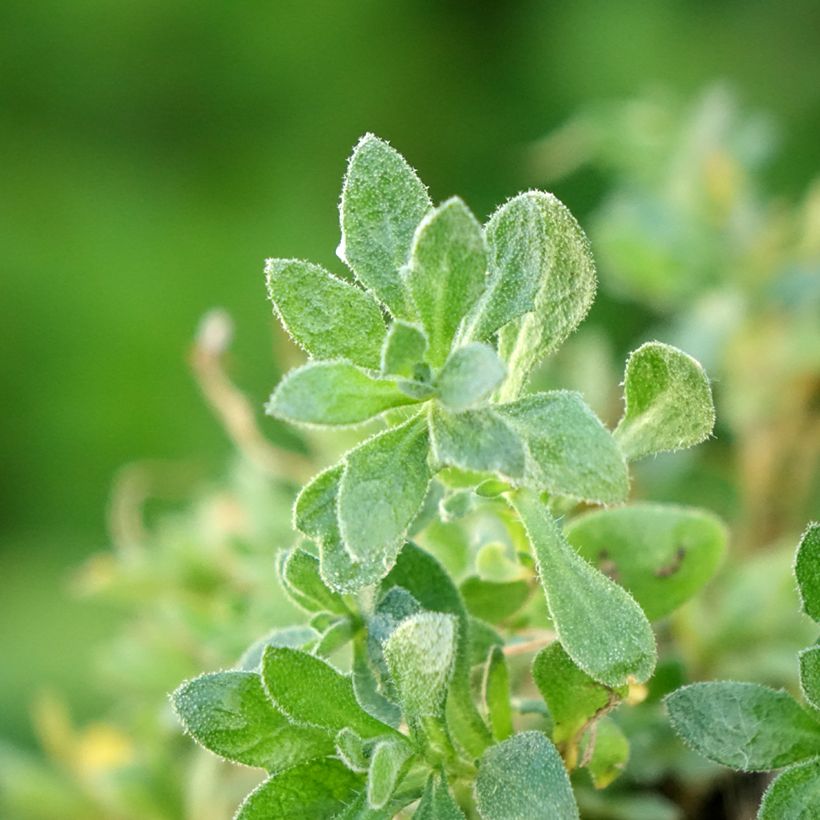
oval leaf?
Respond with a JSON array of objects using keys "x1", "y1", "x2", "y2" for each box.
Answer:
[
  {"x1": 435, "y1": 343, "x2": 507, "y2": 411},
  {"x1": 799, "y1": 645, "x2": 820, "y2": 711},
  {"x1": 795, "y1": 522, "x2": 820, "y2": 622},
  {"x1": 381, "y1": 321, "x2": 428, "y2": 378},
  {"x1": 758, "y1": 757, "x2": 820, "y2": 820}
]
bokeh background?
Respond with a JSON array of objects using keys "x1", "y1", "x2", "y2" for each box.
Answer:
[{"x1": 2, "y1": 0, "x2": 819, "y2": 775}]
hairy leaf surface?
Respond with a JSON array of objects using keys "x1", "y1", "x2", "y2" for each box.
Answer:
[
  {"x1": 758, "y1": 757, "x2": 820, "y2": 820},
  {"x1": 795, "y1": 522, "x2": 820, "y2": 622},
  {"x1": 483, "y1": 646, "x2": 513, "y2": 741},
  {"x1": 381, "y1": 321, "x2": 428, "y2": 378},
  {"x1": 435, "y1": 343, "x2": 507, "y2": 411},
  {"x1": 799, "y1": 646, "x2": 820, "y2": 711},
  {"x1": 415, "y1": 772, "x2": 466, "y2": 819}
]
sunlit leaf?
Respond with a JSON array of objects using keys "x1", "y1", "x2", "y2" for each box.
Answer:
[
  {"x1": 795, "y1": 522, "x2": 820, "y2": 622},
  {"x1": 435, "y1": 343, "x2": 507, "y2": 411},
  {"x1": 366, "y1": 737, "x2": 413, "y2": 809},
  {"x1": 381, "y1": 321, "x2": 428, "y2": 378},
  {"x1": 758, "y1": 757, "x2": 820, "y2": 820}
]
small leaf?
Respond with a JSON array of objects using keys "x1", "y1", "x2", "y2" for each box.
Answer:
[
  {"x1": 265, "y1": 258, "x2": 386, "y2": 369},
  {"x1": 474, "y1": 731, "x2": 579, "y2": 820},
  {"x1": 381, "y1": 321, "x2": 428, "y2": 378},
  {"x1": 236, "y1": 757, "x2": 362, "y2": 819},
  {"x1": 262, "y1": 647, "x2": 395, "y2": 739},
  {"x1": 581, "y1": 717, "x2": 629, "y2": 789},
  {"x1": 795, "y1": 522, "x2": 820, "y2": 622},
  {"x1": 460, "y1": 577, "x2": 531, "y2": 624},
  {"x1": 799, "y1": 645, "x2": 820, "y2": 711},
  {"x1": 614, "y1": 342, "x2": 715, "y2": 461},
  {"x1": 435, "y1": 343, "x2": 507, "y2": 411},
  {"x1": 497, "y1": 391, "x2": 628, "y2": 505},
  {"x1": 367, "y1": 737, "x2": 413, "y2": 809},
  {"x1": 339, "y1": 414, "x2": 432, "y2": 566},
  {"x1": 429, "y1": 405, "x2": 525, "y2": 480},
  {"x1": 238, "y1": 626, "x2": 318, "y2": 671},
  {"x1": 172, "y1": 671, "x2": 332, "y2": 771},
  {"x1": 336, "y1": 727, "x2": 369, "y2": 773},
  {"x1": 267, "y1": 361, "x2": 416, "y2": 427},
  {"x1": 414, "y1": 772, "x2": 466, "y2": 819},
  {"x1": 405, "y1": 197, "x2": 488, "y2": 366},
  {"x1": 279, "y1": 548, "x2": 349, "y2": 615},
  {"x1": 665, "y1": 682, "x2": 820, "y2": 771},
  {"x1": 383, "y1": 612, "x2": 457, "y2": 719},
  {"x1": 758, "y1": 757, "x2": 820, "y2": 820},
  {"x1": 510, "y1": 489, "x2": 656, "y2": 687},
  {"x1": 313, "y1": 618, "x2": 356, "y2": 657},
  {"x1": 339, "y1": 134, "x2": 431, "y2": 319},
  {"x1": 565, "y1": 504, "x2": 727, "y2": 620},
  {"x1": 483, "y1": 645, "x2": 513, "y2": 741}
]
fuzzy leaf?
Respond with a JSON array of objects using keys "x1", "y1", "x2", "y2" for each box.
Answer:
[
  {"x1": 172, "y1": 671, "x2": 332, "y2": 771},
  {"x1": 238, "y1": 626, "x2": 318, "y2": 671},
  {"x1": 414, "y1": 772, "x2": 466, "y2": 819},
  {"x1": 339, "y1": 415, "x2": 432, "y2": 566},
  {"x1": 265, "y1": 258, "x2": 386, "y2": 369},
  {"x1": 483, "y1": 645, "x2": 513, "y2": 741},
  {"x1": 383, "y1": 612, "x2": 457, "y2": 719},
  {"x1": 339, "y1": 134, "x2": 431, "y2": 319},
  {"x1": 381, "y1": 321, "x2": 428, "y2": 378},
  {"x1": 475, "y1": 731, "x2": 579, "y2": 820},
  {"x1": 665, "y1": 682, "x2": 820, "y2": 771},
  {"x1": 614, "y1": 342, "x2": 715, "y2": 461},
  {"x1": 428, "y1": 405, "x2": 525, "y2": 480},
  {"x1": 336, "y1": 728, "x2": 369, "y2": 773},
  {"x1": 498, "y1": 391, "x2": 628, "y2": 504},
  {"x1": 799, "y1": 646, "x2": 820, "y2": 711},
  {"x1": 279, "y1": 548, "x2": 349, "y2": 615},
  {"x1": 565, "y1": 504, "x2": 727, "y2": 620},
  {"x1": 435, "y1": 343, "x2": 507, "y2": 411},
  {"x1": 795, "y1": 522, "x2": 820, "y2": 622},
  {"x1": 460, "y1": 577, "x2": 531, "y2": 624},
  {"x1": 367, "y1": 737, "x2": 413, "y2": 809},
  {"x1": 236, "y1": 757, "x2": 362, "y2": 819},
  {"x1": 510, "y1": 489, "x2": 656, "y2": 687},
  {"x1": 267, "y1": 361, "x2": 416, "y2": 427},
  {"x1": 758, "y1": 757, "x2": 820, "y2": 820},
  {"x1": 262, "y1": 647, "x2": 395, "y2": 739},
  {"x1": 582, "y1": 717, "x2": 629, "y2": 789},
  {"x1": 405, "y1": 197, "x2": 487, "y2": 366}
]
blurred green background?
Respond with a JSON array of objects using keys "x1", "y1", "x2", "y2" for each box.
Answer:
[{"x1": 2, "y1": 0, "x2": 819, "y2": 750}]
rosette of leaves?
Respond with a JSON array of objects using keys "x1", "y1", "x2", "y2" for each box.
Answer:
[
  {"x1": 172, "y1": 135, "x2": 725, "y2": 818},
  {"x1": 666, "y1": 523, "x2": 820, "y2": 818}
]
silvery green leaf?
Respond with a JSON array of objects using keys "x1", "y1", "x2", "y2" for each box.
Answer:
[
  {"x1": 510, "y1": 489, "x2": 656, "y2": 687},
  {"x1": 435, "y1": 343, "x2": 507, "y2": 411},
  {"x1": 381, "y1": 321, "x2": 428, "y2": 378},
  {"x1": 353, "y1": 636, "x2": 403, "y2": 729},
  {"x1": 236, "y1": 758, "x2": 362, "y2": 819},
  {"x1": 581, "y1": 717, "x2": 629, "y2": 789},
  {"x1": 565, "y1": 504, "x2": 727, "y2": 620},
  {"x1": 405, "y1": 197, "x2": 487, "y2": 366},
  {"x1": 262, "y1": 646, "x2": 396, "y2": 739},
  {"x1": 758, "y1": 757, "x2": 820, "y2": 820},
  {"x1": 482, "y1": 645, "x2": 513, "y2": 741},
  {"x1": 799, "y1": 646, "x2": 820, "y2": 711},
  {"x1": 428, "y1": 404, "x2": 525, "y2": 480},
  {"x1": 267, "y1": 361, "x2": 417, "y2": 427},
  {"x1": 497, "y1": 391, "x2": 628, "y2": 505},
  {"x1": 474, "y1": 731, "x2": 579, "y2": 820},
  {"x1": 795, "y1": 522, "x2": 820, "y2": 622},
  {"x1": 338, "y1": 414, "x2": 431, "y2": 567},
  {"x1": 339, "y1": 134, "x2": 431, "y2": 319},
  {"x1": 172, "y1": 671, "x2": 333, "y2": 771},
  {"x1": 665, "y1": 682, "x2": 820, "y2": 771},
  {"x1": 366, "y1": 737, "x2": 414, "y2": 809},
  {"x1": 614, "y1": 342, "x2": 715, "y2": 461},
  {"x1": 383, "y1": 612, "x2": 457, "y2": 719},
  {"x1": 265, "y1": 258, "x2": 386, "y2": 369},
  {"x1": 414, "y1": 772, "x2": 466, "y2": 820},
  {"x1": 279, "y1": 547, "x2": 349, "y2": 615}
]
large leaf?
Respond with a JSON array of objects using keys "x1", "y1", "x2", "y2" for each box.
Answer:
[
  {"x1": 758, "y1": 757, "x2": 820, "y2": 820},
  {"x1": 565, "y1": 504, "x2": 727, "y2": 620},
  {"x1": 265, "y1": 258, "x2": 386, "y2": 369},
  {"x1": 498, "y1": 391, "x2": 628, "y2": 504},
  {"x1": 510, "y1": 489, "x2": 656, "y2": 687},
  {"x1": 665, "y1": 682, "x2": 820, "y2": 771},
  {"x1": 339, "y1": 415, "x2": 432, "y2": 566},
  {"x1": 795, "y1": 522, "x2": 820, "y2": 622},
  {"x1": 474, "y1": 731, "x2": 579, "y2": 820},
  {"x1": 405, "y1": 197, "x2": 488, "y2": 366},
  {"x1": 414, "y1": 772, "x2": 466, "y2": 819},
  {"x1": 172, "y1": 671, "x2": 332, "y2": 771},
  {"x1": 339, "y1": 134, "x2": 431, "y2": 319},
  {"x1": 799, "y1": 645, "x2": 820, "y2": 711},
  {"x1": 614, "y1": 342, "x2": 715, "y2": 461},
  {"x1": 435, "y1": 343, "x2": 507, "y2": 411}
]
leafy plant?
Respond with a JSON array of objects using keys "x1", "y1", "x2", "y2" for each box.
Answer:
[{"x1": 169, "y1": 134, "x2": 726, "y2": 818}]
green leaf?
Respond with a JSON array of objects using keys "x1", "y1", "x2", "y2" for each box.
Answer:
[
  {"x1": 339, "y1": 134, "x2": 431, "y2": 319},
  {"x1": 475, "y1": 731, "x2": 579, "y2": 820},
  {"x1": 279, "y1": 548, "x2": 349, "y2": 615},
  {"x1": 483, "y1": 646, "x2": 513, "y2": 741},
  {"x1": 581, "y1": 717, "x2": 629, "y2": 789},
  {"x1": 314, "y1": 618, "x2": 356, "y2": 657},
  {"x1": 460, "y1": 577, "x2": 531, "y2": 624},
  {"x1": 236, "y1": 757, "x2": 362, "y2": 819},
  {"x1": 267, "y1": 361, "x2": 416, "y2": 427},
  {"x1": 435, "y1": 343, "x2": 507, "y2": 411},
  {"x1": 614, "y1": 342, "x2": 715, "y2": 461},
  {"x1": 665, "y1": 682, "x2": 820, "y2": 771},
  {"x1": 565, "y1": 504, "x2": 727, "y2": 620},
  {"x1": 799, "y1": 646, "x2": 820, "y2": 711},
  {"x1": 381, "y1": 321, "x2": 428, "y2": 378},
  {"x1": 428, "y1": 405, "x2": 525, "y2": 480},
  {"x1": 383, "y1": 612, "x2": 457, "y2": 719},
  {"x1": 262, "y1": 647, "x2": 395, "y2": 739},
  {"x1": 238, "y1": 626, "x2": 318, "y2": 671},
  {"x1": 758, "y1": 757, "x2": 820, "y2": 820},
  {"x1": 367, "y1": 737, "x2": 413, "y2": 809},
  {"x1": 172, "y1": 671, "x2": 333, "y2": 771},
  {"x1": 339, "y1": 414, "x2": 432, "y2": 566},
  {"x1": 510, "y1": 489, "x2": 656, "y2": 687},
  {"x1": 795, "y1": 522, "x2": 820, "y2": 622},
  {"x1": 265, "y1": 258, "x2": 386, "y2": 369},
  {"x1": 498, "y1": 391, "x2": 628, "y2": 504},
  {"x1": 405, "y1": 197, "x2": 487, "y2": 366},
  {"x1": 353, "y1": 636, "x2": 402, "y2": 729},
  {"x1": 414, "y1": 772, "x2": 466, "y2": 819},
  {"x1": 336, "y1": 728, "x2": 369, "y2": 773}
]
